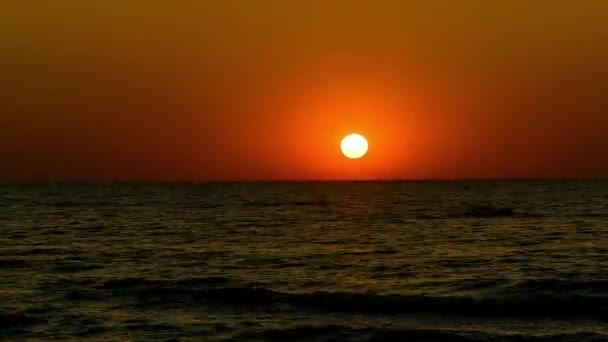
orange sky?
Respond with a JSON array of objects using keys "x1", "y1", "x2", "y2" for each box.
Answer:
[{"x1": 1, "y1": 1, "x2": 608, "y2": 181}]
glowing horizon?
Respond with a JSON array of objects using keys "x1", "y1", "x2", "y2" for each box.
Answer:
[{"x1": 1, "y1": 2, "x2": 607, "y2": 181}]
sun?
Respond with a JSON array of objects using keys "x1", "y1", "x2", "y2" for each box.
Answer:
[{"x1": 341, "y1": 133, "x2": 368, "y2": 159}]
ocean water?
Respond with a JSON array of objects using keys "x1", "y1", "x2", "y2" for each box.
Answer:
[{"x1": 1, "y1": 181, "x2": 607, "y2": 341}]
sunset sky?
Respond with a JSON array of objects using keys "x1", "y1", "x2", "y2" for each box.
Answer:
[{"x1": 1, "y1": 1, "x2": 607, "y2": 181}]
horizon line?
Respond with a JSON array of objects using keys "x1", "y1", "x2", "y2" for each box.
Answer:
[{"x1": 1, "y1": 177, "x2": 607, "y2": 184}]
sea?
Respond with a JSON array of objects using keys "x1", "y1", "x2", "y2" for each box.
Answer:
[{"x1": 1, "y1": 181, "x2": 607, "y2": 341}]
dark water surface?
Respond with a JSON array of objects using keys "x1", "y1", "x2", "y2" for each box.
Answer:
[{"x1": 1, "y1": 181, "x2": 607, "y2": 341}]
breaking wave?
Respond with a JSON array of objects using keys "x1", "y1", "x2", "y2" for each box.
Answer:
[
  {"x1": 233, "y1": 325, "x2": 607, "y2": 342},
  {"x1": 51, "y1": 277, "x2": 608, "y2": 319}
]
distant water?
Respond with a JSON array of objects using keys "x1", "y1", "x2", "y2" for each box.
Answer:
[{"x1": 1, "y1": 181, "x2": 607, "y2": 341}]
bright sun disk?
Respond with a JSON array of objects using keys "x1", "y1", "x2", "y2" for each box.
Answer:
[{"x1": 341, "y1": 133, "x2": 368, "y2": 159}]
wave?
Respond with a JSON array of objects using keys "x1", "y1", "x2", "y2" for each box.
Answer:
[
  {"x1": 1, "y1": 247, "x2": 74, "y2": 256},
  {"x1": 233, "y1": 325, "x2": 607, "y2": 342},
  {"x1": 416, "y1": 205, "x2": 608, "y2": 220},
  {"x1": 52, "y1": 263, "x2": 103, "y2": 273},
  {"x1": 52, "y1": 200, "x2": 115, "y2": 207},
  {"x1": 0, "y1": 312, "x2": 43, "y2": 334},
  {"x1": 497, "y1": 278, "x2": 608, "y2": 295},
  {"x1": 1, "y1": 309, "x2": 109, "y2": 338},
  {"x1": 52, "y1": 277, "x2": 608, "y2": 319},
  {"x1": 99, "y1": 276, "x2": 234, "y2": 291},
  {"x1": 241, "y1": 200, "x2": 330, "y2": 207},
  {"x1": 0, "y1": 258, "x2": 28, "y2": 269},
  {"x1": 412, "y1": 205, "x2": 537, "y2": 220},
  {"x1": 450, "y1": 204, "x2": 541, "y2": 219},
  {"x1": 235, "y1": 325, "x2": 478, "y2": 342}
]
